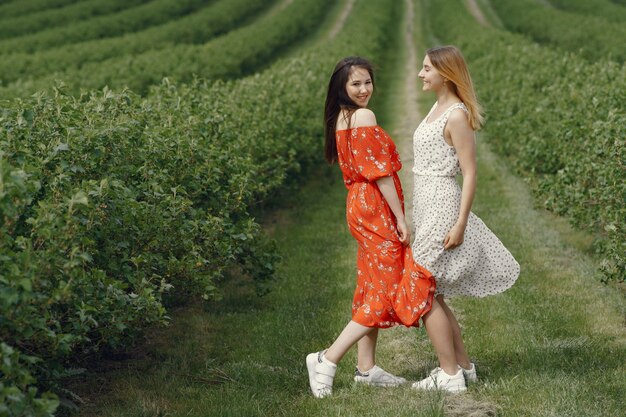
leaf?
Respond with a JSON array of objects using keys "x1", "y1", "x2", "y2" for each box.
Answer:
[
  {"x1": 54, "y1": 143, "x2": 69, "y2": 152},
  {"x1": 18, "y1": 279, "x2": 32, "y2": 292},
  {"x1": 69, "y1": 191, "x2": 89, "y2": 207}
]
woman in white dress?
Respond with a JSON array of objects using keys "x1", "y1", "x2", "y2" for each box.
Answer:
[{"x1": 410, "y1": 45, "x2": 520, "y2": 388}]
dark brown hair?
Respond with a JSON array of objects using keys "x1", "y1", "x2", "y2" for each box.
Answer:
[{"x1": 324, "y1": 56, "x2": 375, "y2": 164}]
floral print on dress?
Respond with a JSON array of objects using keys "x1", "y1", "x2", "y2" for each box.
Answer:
[{"x1": 336, "y1": 125, "x2": 436, "y2": 328}]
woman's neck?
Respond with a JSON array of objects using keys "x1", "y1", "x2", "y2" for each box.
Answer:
[
  {"x1": 337, "y1": 107, "x2": 359, "y2": 130},
  {"x1": 435, "y1": 87, "x2": 459, "y2": 107}
]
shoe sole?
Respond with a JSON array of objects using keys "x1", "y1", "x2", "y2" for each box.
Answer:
[
  {"x1": 354, "y1": 377, "x2": 406, "y2": 387},
  {"x1": 411, "y1": 379, "x2": 467, "y2": 393},
  {"x1": 444, "y1": 385, "x2": 467, "y2": 393},
  {"x1": 411, "y1": 384, "x2": 467, "y2": 393}
]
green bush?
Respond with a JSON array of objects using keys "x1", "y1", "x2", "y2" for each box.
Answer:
[
  {"x1": 0, "y1": 0, "x2": 274, "y2": 104},
  {"x1": 0, "y1": 0, "x2": 212, "y2": 54},
  {"x1": 0, "y1": 0, "x2": 151, "y2": 39},
  {"x1": 0, "y1": 0, "x2": 400, "y2": 411},
  {"x1": 488, "y1": 0, "x2": 626, "y2": 62},
  {"x1": 0, "y1": 344, "x2": 59, "y2": 417},
  {"x1": 548, "y1": 0, "x2": 626, "y2": 24},
  {"x1": 0, "y1": 0, "x2": 330, "y2": 97},
  {"x1": 0, "y1": 0, "x2": 80, "y2": 20}
]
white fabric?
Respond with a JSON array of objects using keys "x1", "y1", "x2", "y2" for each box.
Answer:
[{"x1": 411, "y1": 102, "x2": 520, "y2": 298}]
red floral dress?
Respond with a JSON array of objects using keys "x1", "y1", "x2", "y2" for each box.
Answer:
[{"x1": 336, "y1": 125, "x2": 436, "y2": 328}]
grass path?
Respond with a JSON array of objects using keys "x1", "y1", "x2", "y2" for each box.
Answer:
[
  {"x1": 327, "y1": 0, "x2": 355, "y2": 40},
  {"x1": 281, "y1": 0, "x2": 353, "y2": 57},
  {"x1": 464, "y1": 0, "x2": 490, "y2": 27},
  {"x1": 69, "y1": 0, "x2": 624, "y2": 416}
]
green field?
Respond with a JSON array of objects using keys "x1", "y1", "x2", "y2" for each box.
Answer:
[{"x1": 1, "y1": 0, "x2": 624, "y2": 416}]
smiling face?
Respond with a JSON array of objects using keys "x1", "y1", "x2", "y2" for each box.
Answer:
[
  {"x1": 418, "y1": 54, "x2": 445, "y2": 92},
  {"x1": 345, "y1": 66, "x2": 373, "y2": 108}
]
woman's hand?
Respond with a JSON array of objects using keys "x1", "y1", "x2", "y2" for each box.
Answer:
[
  {"x1": 444, "y1": 222, "x2": 466, "y2": 250},
  {"x1": 375, "y1": 176, "x2": 411, "y2": 246},
  {"x1": 397, "y1": 217, "x2": 410, "y2": 246}
]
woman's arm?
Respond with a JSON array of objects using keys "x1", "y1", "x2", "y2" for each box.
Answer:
[
  {"x1": 376, "y1": 176, "x2": 409, "y2": 245},
  {"x1": 352, "y1": 108, "x2": 409, "y2": 244},
  {"x1": 443, "y1": 109, "x2": 477, "y2": 250}
]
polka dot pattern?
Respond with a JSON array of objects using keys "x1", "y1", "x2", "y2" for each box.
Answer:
[{"x1": 411, "y1": 102, "x2": 520, "y2": 298}]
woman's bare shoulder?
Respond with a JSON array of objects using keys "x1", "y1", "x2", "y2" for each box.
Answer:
[
  {"x1": 447, "y1": 107, "x2": 472, "y2": 130},
  {"x1": 352, "y1": 108, "x2": 377, "y2": 128}
]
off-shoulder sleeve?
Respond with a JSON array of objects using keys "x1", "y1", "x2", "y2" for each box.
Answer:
[{"x1": 350, "y1": 126, "x2": 401, "y2": 181}]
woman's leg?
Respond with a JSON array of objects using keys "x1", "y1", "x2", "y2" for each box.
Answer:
[
  {"x1": 356, "y1": 328, "x2": 378, "y2": 371},
  {"x1": 421, "y1": 298, "x2": 458, "y2": 375},
  {"x1": 436, "y1": 295, "x2": 471, "y2": 369},
  {"x1": 324, "y1": 321, "x2": 374, "y2": 364},
  {"x1": 349, "y1": 299, "x2": 464, "y2": 374},
  {"x1": 307, "y1": 321, "x2": 375, "y2": 398},
  {"x1": 354, "y1": 328, "x2": 408, "y2": 386},
  {"x1": 413, "y1": 298, "x2": 467, "y2": 392}
]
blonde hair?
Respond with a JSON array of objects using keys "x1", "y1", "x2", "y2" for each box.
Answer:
[{"x1": 427, "y1": 45, "x2": 484, "y2": 130}]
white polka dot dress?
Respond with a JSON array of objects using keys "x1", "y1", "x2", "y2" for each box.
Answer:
[{"x1": 411, "y1": 102, "x2": 520, "y2": 298}]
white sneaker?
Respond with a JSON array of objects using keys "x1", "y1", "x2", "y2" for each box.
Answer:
[
  {"x1": 411, "y1": 367, "x2": 467, "y2": 393},
  {"x1": 306, "y1": 351, "x2": 336, "y2": 398},
  {"x1": 462, "y1": 363, "x2": 477, "y2": 383},
  {"x1": 354, "y1": 365, "x2": 407, "y2": 387}
]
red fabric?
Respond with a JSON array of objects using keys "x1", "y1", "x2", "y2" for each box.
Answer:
[{"x1": 336, "y1": 125, "x2": 436, "y2": 328}]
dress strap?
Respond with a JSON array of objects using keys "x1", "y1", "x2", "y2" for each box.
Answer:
[
  {"x1": 441, "y1": 103, "x2": 468, "y2": 125},
  {"x1": 444, "y1": 103, "x2": 468, "y2": 116}
]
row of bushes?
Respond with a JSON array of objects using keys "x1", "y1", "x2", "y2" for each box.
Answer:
[
  {"x1": 487, "y1": 0, "x2": 626, "y2": 63},
  {"x1": 547, "y1": 0, "x2": 626, "y2": 24},
  {"x1": 0, "y1": 0, "x2": 212, "y2": 54},
  {"x1": 0, "y1": 0, "x2": 274, "y2": 85},
  {"x1": 422, "y1": 0, "x2": 625, "y2": 282},
  {"x1": 1, "y1": 0, "x2": 332, "y2": 97},
  {"x1": 0, "y1": 0, "x2": 151, "y2": 39},
  {"x1": 0, "y1": 0, "x2": 401, "y2": 414},
  {"x1": 0, "y1": 0, "x2": 80, "y2": 19}
]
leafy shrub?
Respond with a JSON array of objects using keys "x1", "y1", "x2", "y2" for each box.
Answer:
[
  {"x1": 488, "y1": 0, "x2": 626, "y2": 63},
  {"x1": 0, "y1": 0, "x2": 212, "y2": 54},
  {"x1": 0, "y1": 0, "x2": 330, "y2": 97},
  {"x1": 0, "y1": 343, "x2": 59, "y2": 417},
  {"x1": 547, "y1": 0, "x2": 626, "y2": 25},
  {"x1": 0, "y1": 0, "x2": 81, "y2": 20},
  {"x1": 0, "y1": 0, "x2": 400, "y2": 411},
  {"x1": 0, "y1": 0, "x2": 150, "y2": 39},
  {"x1": 0, "y1": 0, "x2": 274, "y2": 88}
]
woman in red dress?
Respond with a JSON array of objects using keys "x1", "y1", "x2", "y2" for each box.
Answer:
[{"x1": 306, "y1": 57, "x2": 467, "y2": 398}]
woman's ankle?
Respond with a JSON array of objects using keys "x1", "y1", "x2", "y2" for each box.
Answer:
[
  {"x1": 321, "y1": 351, "x2": 338, "y2": 367},
  {"x1": 356, "y1": 362, "x2": 375, "y2": 373},
  {"x1": 459, "y1": 362, "x2": 473, "y2": 371}
]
